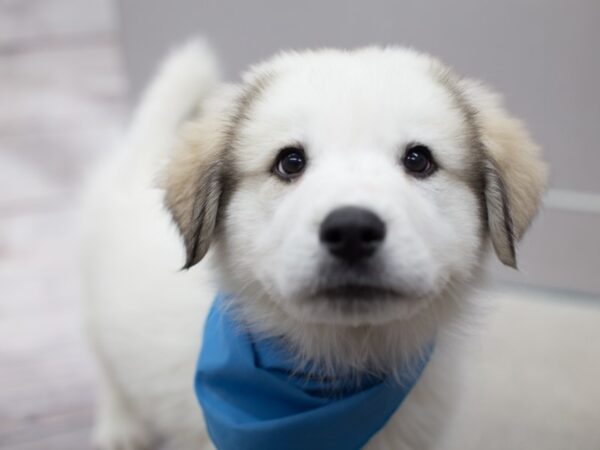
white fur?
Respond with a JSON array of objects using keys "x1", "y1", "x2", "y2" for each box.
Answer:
[{"x1": 83, "y1": 40, "x2": 545, "y2": 449}]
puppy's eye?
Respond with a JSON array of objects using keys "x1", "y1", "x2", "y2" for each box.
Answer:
[
  {"x1": 403, "y1": 144, "x2": 437, "y2": 177},
  {"x1": 273, "y1": 146, "x2": 307, "y2": 180}
]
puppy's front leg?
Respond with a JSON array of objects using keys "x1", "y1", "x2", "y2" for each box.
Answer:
[{"x1": 93, "y1": 374, "x2": 155, "y2": 450}]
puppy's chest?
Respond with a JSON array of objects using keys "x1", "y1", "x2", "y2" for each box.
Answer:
[{"x1": 194, "y1": 294, "x2": 437, "y2": 450}]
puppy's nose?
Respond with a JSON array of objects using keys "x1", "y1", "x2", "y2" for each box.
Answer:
[{"x1": 319, "y1": 207, "x2": 386, "y2": 263}]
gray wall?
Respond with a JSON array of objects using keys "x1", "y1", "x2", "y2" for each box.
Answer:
[{"x1": 116, "y1": 0, "x2": 600, "y2": 295}]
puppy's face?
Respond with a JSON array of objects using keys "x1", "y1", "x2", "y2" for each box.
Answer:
[
  {"x1": 223, "y1": 52, "x2": 482, "y2": 326},
  {"x1": 166, "y1": 48, "x2": 547, "y2": 330}
]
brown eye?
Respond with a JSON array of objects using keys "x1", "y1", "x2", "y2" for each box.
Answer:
[
  {"x1": 273, "y1": 146, "x2": 307, "y2": 180},
  {"x1": 403, "y1": 144, "x2": 436, "y2": 177}
]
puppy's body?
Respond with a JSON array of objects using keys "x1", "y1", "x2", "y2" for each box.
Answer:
[
  {"x1": 83, "y1": 169, "x2": 456, "y2": 449},
  {"x1": 83, "y1": 41, "x2": 546, "y2": 449}
]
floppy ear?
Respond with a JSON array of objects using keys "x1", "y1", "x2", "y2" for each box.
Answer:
[
  {"x1": 461, "y1": 80, "x2": 548, "y2": 268},
  {"x1": 163, "y1": 118, "x2": 228, "y2": 269}
]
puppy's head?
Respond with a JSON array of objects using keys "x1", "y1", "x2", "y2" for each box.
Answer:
[{"x1": 165, "y1": 47, "x2": 547, "y2": 334}]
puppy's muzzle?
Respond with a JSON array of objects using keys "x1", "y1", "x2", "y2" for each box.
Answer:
[{"x1": 319, "y1": 207, "x2": 386, "y2": 264}]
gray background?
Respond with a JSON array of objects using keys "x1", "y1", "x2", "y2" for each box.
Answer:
[{"x1": 117, "y1": 0, "x2": 600, "y2": 294}]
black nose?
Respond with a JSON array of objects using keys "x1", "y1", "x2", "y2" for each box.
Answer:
[{"x1": 319, "y1": 207, "x2": 386, "y2": 263}]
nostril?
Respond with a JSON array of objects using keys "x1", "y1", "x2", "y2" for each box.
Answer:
[
  {"x1": 361, "y1": 227, "x2": 384, "y2": 243},
  {"x1": 322, "y1": 228, "x2": 343, "y2": 245}
]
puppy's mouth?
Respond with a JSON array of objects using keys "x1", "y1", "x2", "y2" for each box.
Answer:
[
  {"x1": 281, "y1": 264, "x2": 430, "y2": 324},
  {"x1": 310, "y1": 284, "x2": 403, "y2": 302},
  {"x1": 285, "y1": 278, "x2": 427, "y2": 325},
  {"x1": 304, "y1": 262, "x2": 411, "y2": 306}
]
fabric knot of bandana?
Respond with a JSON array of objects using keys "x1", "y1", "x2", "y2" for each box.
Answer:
[{"x1": 195, "y1": 294, "x2": 433, "y2": 450}]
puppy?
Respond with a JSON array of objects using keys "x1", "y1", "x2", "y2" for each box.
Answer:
[{"x1": 82, "y1": 40, "x2": 547, "y2": 449}]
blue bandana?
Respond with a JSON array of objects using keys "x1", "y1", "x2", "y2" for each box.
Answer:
[{"x1": 195, "y1": 294, "x2": 432, "y2": 450}]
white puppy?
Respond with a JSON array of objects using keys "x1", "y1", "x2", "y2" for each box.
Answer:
[{"x1": 82, "y1": 40, "x2": 547, "y2": 449}]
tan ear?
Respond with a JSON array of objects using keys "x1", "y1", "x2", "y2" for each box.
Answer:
[
  {"x1": 163, "y1": 118, "x2": 227, "y2": 269},
  {"x1": 461, "y1": 80, "x2": 548, "y2": 268}
]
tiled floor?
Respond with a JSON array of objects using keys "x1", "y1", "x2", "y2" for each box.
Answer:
[{"x1": 0, "y1": 0, "x2": 127, "y2": 448}]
